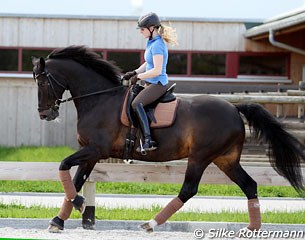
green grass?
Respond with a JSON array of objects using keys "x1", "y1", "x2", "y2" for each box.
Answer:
[
  {"x1": 0, "y1": 180, "x2": 301, "y2": 198},
  {"x1": 94, "y1": 182, "x2": 301, "y2": 198},
  {"x1": 0, "y1": 203, "x2": 304, "y2": 224},
  {"x1": 0, "y1": 145, "x2": 75, "y2": 162}
]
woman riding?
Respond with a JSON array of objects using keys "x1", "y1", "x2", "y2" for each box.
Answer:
[{"x1": 123, "y1": 12, "x2": 178, "y2": 152}]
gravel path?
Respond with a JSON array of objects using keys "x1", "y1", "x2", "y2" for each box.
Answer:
[{"x1": 0, "y1": 227, "x2": 195, "y2": 240}]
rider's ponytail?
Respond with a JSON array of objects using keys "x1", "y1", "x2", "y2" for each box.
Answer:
[{"x1": 158, "y1": 24, "x2": 178, "y2": 46}]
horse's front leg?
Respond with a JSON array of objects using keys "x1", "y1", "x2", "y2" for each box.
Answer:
[{"x1": 48, "y1": 145, "x2": 101, "y2": 232}]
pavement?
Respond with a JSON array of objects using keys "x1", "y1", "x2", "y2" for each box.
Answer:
[{"x1": 0, "y1": 192, "x2": 304, "y2": 213}]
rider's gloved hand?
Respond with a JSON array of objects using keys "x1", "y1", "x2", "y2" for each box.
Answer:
[
  {"x1": 130, "y1": 75, "x2": 140, "y2": 84},
  {"x1": 122, "y1": 70, "x2": 137, "y2": 80}
]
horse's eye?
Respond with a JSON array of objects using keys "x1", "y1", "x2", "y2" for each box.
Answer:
[{"x1": 37, "y1": 81, "x2": 47, "y2": 87}]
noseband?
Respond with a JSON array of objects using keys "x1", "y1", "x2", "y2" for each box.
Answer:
[{"x1": 33, "y1": 68, "x2": 124, "y2": 110}]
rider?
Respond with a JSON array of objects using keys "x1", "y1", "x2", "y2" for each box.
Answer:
[{"x1": 123, "y1": 12, "x2": 178, "y2": 152}]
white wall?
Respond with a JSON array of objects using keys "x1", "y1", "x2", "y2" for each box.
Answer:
[
  {"x1": 0, "y1": 76, "x2": 78, "y2": 148},
  {"x1": 0, "y1": 16, "x2": 247, "y2": 51}
]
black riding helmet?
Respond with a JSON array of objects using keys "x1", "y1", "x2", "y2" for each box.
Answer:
[
  {"x1": 138, "y1": 12, "x2": 161, "y2": 28},
  {"x1": 137, "y1": 12, "x2": 161, "y2": 40}
]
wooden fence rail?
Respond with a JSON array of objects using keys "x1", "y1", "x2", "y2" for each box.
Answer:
[
  {"x1": 178, "y1": 92, "x2": 305, "y2": 120},
  {"x1": 1, "y1": 161, "x2": 302, "y2": 186}
]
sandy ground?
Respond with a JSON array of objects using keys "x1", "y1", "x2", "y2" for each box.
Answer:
[
  {"x1": 0, "y1": 227, "x2": 297, "y2": 240},
  {"x1": 0, "y1": 227, "x2": 195, "y2": 240}
]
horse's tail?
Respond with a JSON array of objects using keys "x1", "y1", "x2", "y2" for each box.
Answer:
[{"x1": 236, "y1": 103, "x2": 305, "y2": 193}]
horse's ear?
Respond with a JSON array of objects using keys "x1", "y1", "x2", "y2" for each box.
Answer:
[
  {"x1": 39, "y1": 57, "x2": 45, "y2": 68},
  {"x1": 31, "y1": 56, "x2": 38, "y2": 66}
]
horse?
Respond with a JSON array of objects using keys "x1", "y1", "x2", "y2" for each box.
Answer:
[{"x1": 32, "y1": 45, "x2": 305, "y2": 233}]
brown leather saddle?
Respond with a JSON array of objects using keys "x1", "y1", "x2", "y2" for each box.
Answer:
[{"x1": 121, "y1": 83, "x2": 179, "y2": 128}]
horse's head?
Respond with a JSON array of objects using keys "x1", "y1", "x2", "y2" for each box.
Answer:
[{"x1": 32, "y1": 57, "x2": 66, "y2": 121}]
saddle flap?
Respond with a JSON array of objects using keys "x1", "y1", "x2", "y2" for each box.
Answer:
[{"x1": 150, "y1": 99, "x2": 179, "y2": 128}]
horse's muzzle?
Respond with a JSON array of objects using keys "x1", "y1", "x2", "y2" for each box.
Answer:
[{"x1": 39, "y1": 108, "x2": 59, "y2": 121}]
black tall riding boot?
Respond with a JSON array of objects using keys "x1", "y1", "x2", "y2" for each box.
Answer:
[{"x1": 134, "y1": 103, "x2": 157, "y2": 152}]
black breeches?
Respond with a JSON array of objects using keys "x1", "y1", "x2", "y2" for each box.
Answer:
[{"x1": 131, "y1": 83, "x2": 168, "y2": 110}]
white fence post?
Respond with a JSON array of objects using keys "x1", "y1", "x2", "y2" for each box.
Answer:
[{"x1": 82, "y1": 181, "x2": 96, "y2": 229}]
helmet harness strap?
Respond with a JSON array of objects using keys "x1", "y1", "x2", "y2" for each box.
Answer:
[
  {"x1": 148, "y1": 26, "x2": 160, "y2": 40},
  {"x1": 148, "y1": 27, "x2": 154, "y2": 40}
]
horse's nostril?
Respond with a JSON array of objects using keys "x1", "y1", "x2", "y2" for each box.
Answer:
[{"x1": 40, "y1": 115, "x2": 47, "y2": 120}]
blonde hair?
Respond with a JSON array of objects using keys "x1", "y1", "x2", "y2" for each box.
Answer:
[{"x1": 158, "y1": 25, "x2": 178, "y2": 46}]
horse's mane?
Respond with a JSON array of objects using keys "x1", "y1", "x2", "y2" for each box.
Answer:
[{"x1": 47, "y1": 46, "x2": 122, "y2": 83}]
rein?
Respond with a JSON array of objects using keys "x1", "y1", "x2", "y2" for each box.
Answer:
[{"x1": 57, "y1": 85, "x2": 125, "y2": 105}]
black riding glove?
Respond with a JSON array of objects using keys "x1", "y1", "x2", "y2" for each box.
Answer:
[
  {"x1": 130, "y1": 75, "x2": 140, "y2": 84},
  {"x1": 123, "y1": 70, "x2": 137, "y2": 80}
]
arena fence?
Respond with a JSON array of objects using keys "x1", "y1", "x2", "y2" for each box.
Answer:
[{"x1": 0, "y1": 161, "x2": 304, "y2": 228}]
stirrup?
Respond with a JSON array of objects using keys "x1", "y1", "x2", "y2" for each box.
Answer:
[{"x1": 136, "y1": 138, "x2": 157, "y2": 154}]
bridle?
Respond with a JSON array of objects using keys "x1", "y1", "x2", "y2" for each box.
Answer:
[
  {"x1": 33, "y1": 67, "x2": 124, "y2": 111},
  {"x1": 34, "y1": 68, "x2": 67, "y2": 110}
]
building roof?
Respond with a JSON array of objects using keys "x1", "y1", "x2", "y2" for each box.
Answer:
[{"x1": 244, "y1": 7, "x2": 305, "y2": 39}]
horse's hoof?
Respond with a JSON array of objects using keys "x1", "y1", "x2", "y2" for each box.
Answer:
[
  {"x1": 48, "y1": 224, "x2": 63, "y2": 233},
  {"x1": 236, "y1": 227, "x2": 256, "y2": 237},
  {"x1": 82, "y1": 223, "x2": 95, "y2": 230},
  {"x1": 48, "y1": 216, "x2": 64, "y2": 233},
  {"x1": 72, "y1": 195, "x2": 86, "y2": 214},
  {"x1": 138, "y1": 222, "x2": 154, "y2": 233},
  {"x1": 123, "y1": 159, "x2": 134, "y2": 164},
  {"x1": 79, "y1": 201, "x2": 86, "y2": 214}
]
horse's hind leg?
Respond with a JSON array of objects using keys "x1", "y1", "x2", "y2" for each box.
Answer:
[
  {"x1": 139, "y1": 160, "x2": 209, "y2": 233},
  {"x1": 214, "y1": 155, "x2": 261, "y2": 231}
]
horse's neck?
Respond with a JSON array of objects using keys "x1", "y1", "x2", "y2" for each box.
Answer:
[
  {"x1": 72, "y1": 86, "x2": 125, "y2": 120},
  {"x1": 52, "y1": 59, "x2": 117, "y2": 100},
  {"x1": 50, "y1": 59, "x2": 124, "y2": 121},
  {"x1": 68, "y1": 74, "x2": 115, "y2": 99}
]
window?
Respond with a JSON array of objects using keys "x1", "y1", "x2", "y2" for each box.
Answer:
[
  {"x1": 239, "y1": 55, "x2": 288, "y2": 76},
  {"x1": 107, "y1": 51, "x2": 141, "y2": 73},
  {"x1": 191, "y1": 53, "x2": 226, "y2": 75},
  {"x1": 0, "y1": 49, "x2": 18, "y2": 71},
  {"x1": 0, "y1": 47, "x2": 291, "y2": 80},
  {"x1": 167, "y1": 52, "x2": 187, "y2": 75},
  {"x1": 22, "y1": 49, "x2": 52, "y2": 72}
]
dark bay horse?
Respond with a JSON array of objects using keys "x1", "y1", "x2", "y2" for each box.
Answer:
[{"x1": 32, "y1": 46, "x2": 305, "y2": 233}]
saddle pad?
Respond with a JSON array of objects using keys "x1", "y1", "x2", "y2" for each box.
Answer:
[{"x1": 121, "y1": 93, "x2": 179, "y2": 128}]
